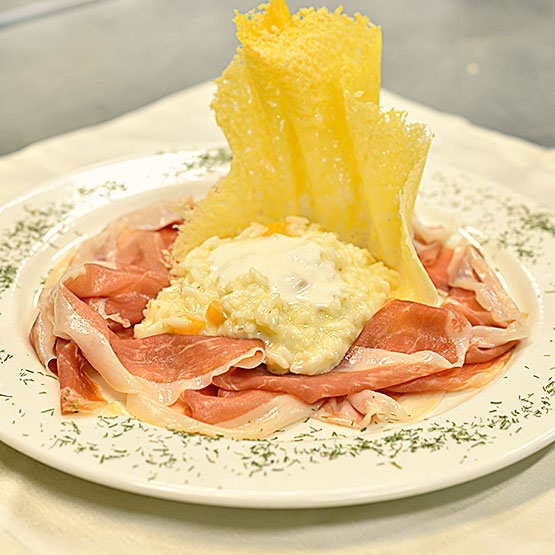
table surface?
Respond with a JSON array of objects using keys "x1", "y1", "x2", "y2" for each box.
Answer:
[
  {"x1": 0, "y1": 2, "x2": 554, "y2": 554},
  {"x1": 1, "y1": 0, "x2": 554, "y2": 155}
]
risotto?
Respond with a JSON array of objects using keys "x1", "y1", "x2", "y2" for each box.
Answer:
[{"x1": 135, "y1": 217, "x2": 398, "y2": 375}]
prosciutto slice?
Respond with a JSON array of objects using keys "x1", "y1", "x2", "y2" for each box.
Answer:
[
  {"x1": 126, "y1": 392, "x2": 318, "y2": 440},
  {"x1": 52, "y1": 284, "x2": 264, "y2": 404},
  {"x1": 69, "y1": 200, "x2": 183, "y2": 270},
  {"x1": 418, "y1": 243, "x2": 454, "y2": 292},
  {"x1": 385, "y1": 351, "x2": 513, "y2": 393},
  {"x1": 66, "y1": 262, "x2": 171, "y2": 327},
  {"x1": 30, "y1": 292, "x2": 57, "y2": 372},
  {"x1": 314, "y1": 390, "x2": 405, "y2": 428},
  {"x1": 336, "y1": 299, "x2": 470, "y2": 369},
  {"x1": 176, "y1": 388, "x2": 279, "y2": 424},
  {"x1": 443, "y1": 244, "x2": 528, "y2": 365},
  {"x1": 55, "y1": 339, "x2": 108, "y2": 414}
]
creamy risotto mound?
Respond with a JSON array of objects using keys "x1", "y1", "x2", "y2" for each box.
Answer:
[{"x1": 136, "y1": 217, "x2": 398, "y2": 375}]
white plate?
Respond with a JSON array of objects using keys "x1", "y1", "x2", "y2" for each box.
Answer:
[{"x1": 0, "y1": 149, "x2": 553, "y2": 508}]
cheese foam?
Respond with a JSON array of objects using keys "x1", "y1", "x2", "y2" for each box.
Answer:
[
  {"x1": 136, "y1": 217, "x2": 398, "y2": 375},
  {"x1": 209, "y1": 234, "x2": 343, "y2": 308}
]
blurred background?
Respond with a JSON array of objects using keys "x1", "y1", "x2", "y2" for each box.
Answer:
[{"x1": 1, "y1": 0, "x2": 554, "y2": 155}]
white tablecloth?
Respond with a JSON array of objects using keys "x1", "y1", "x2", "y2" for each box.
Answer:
[{"x1": 0, "y1": 82, "x2": 554, "y2": 555}]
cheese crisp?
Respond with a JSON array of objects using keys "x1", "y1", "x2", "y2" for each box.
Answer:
[{"x1": 172, "y1": 0, "x2": 437, "y2": 305}]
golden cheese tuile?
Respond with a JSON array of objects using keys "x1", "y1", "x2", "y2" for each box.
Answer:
[{"x1": 172, "y1": 0, "x2": 437, "y2": 305}]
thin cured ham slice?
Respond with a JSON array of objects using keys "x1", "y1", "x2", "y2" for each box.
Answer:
[
  {"x1": 176, "y1": 389, "x2": 279, "y2": 424},
  {"x1": 313, "y1": 397, "x2": 365, "y2": 428},
  {"x1": 441, "y1": 244, "x2": 528, "y2": 359},
  {"x1": 52, "y1": 284, "x2": 265, "y2": 404},
  {"x1": 214, "y1": 353, "x2": 465, "y2": 404},
  {"x1": 412, "y1": 216, "x2": 455, "y2": 292},
  {"x1": 31, "y1": 261, "x2": 170, "y2": 368},
  {"x1": 64, "y1": 262, "x2": 169, "y2": 299},
  {"x1": 30, "y1": 292, "x2": 57, "y2": 372},
  {"x1": 101, "y1": 226, "x2": 177, "y2": 275},
  {"x1": 314, "y1": 390, "x2": 405, "y2": 429},
  {"x1": 112, "y1": 332, "x2": 264, "y2": 389},
  {"x1": 69, "y1": 200, "x2": 184, "y2": 270},
  {"x1": 55, "y1": 339, "x2": 108, "y2": 414},
  {"x1": 126, "y1": 392, "x2": 318, "y2": 440},
  {"x1": 418, "y1": 244, "x2": 454, "y2": 292},
  {"x1": 385, "y1": 351, "x2": 514, "y2": 394},
  {"x1": 348, "y1": 390, "x2": 406, "y2": 423},
  {"x1": 403, "y1": 235, "x2": 528, "y2": 379},
  {"x1": 31, "y1": 260, "x2": 172, "y2": 378},
  {"x1": 444, "y1": 287, "x2": 498, "y2": 327},
  {"x1": 29, "y1": 249, "x2": 83, "y2": 372},
  {"x1": 465, "y1": 341, "x2": 519, "y2": 364},
  {"x1": 337, "y1": 300, "x2": 470, "y2": 367},
  {"x1": 415, "y1": 228, "x2": 527, "y2": 332},
  {"x1": 447, "y1": 244, "x2": 521, "y2": 325},
  {"x1": 64, "y1": 262, "x2": 170, "y2": 327}
]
